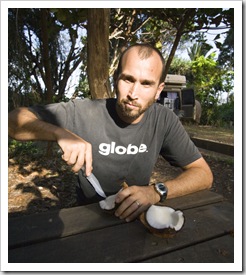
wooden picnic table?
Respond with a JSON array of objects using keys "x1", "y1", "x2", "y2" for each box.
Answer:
[{"x1": 8, "y1": 190, "x2": 234, "y2": 263}]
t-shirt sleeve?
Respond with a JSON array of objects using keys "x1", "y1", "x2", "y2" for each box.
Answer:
[
  {"x1": 160, "y1": 110, "x2": 202, "y2": 167},
  {"x1": 28, "y1": 100, "x2": 76, "y2": 132}
]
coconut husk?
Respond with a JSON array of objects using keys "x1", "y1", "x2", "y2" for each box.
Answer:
[{"x1": 139, "y1": 212, "x2": 177, "y2": 238}]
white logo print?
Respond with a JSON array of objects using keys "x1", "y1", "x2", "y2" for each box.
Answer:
[{"x1": 99, "y1": 142, "x2": 148, "y2": 156}]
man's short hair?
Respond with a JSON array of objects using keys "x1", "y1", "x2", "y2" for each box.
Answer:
[{"x1": 114, "y1": 43, "x2": 166, "y2": 86}]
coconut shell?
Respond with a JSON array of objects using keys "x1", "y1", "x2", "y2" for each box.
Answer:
[{"x1": 139, "y1": 212, "x2": 177, "y2": 238}]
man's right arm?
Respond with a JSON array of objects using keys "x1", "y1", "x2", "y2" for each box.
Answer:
[
  {"x1": 8, "y1": 107, "x2": 93, "y2": 175},
  {"x1": 9, "y1": 107, "x2": 60, "y2": 141}
]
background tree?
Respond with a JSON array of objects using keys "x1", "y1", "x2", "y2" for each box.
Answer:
[
  {"x1": 87, "y1": 9, "x2": 111, "y2": 99},
  {"x1": 9, "y1": 8, "x2": 234, "y2": 127},
  {"x1": 217, "y1": 28, "x2": 234, "y2": 69},
  {"x1": 187, "y1": 41, "x2": 213, "y2": 61},
  {"x1": 190, "y1": 53, "x2": 224, "y2": 125},
  {"x1": 107, "y1": 8, "x2": 233, "y2": 92},
  {"x1": 168, "y1": 57, "x2": 192, "y2": 78},
  {"x1": 8, "y1": 8, "x2": 87, "y2": 108}
]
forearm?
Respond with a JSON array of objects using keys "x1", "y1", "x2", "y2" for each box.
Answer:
[
  {"x1": 164, "y1": 158, "x2": 213, "y2": 200},
  {"x1": 8, "y1": 107, "x2": 61, "y2": 141},
  {"x1": 9, "y1": 107, "x2": 93, "y2": 174},
  {"x1": 114, "y1": 157, "x2": 212, "y2": 222}
]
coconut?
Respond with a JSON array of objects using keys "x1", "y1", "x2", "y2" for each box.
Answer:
[
  {"x1": 99, "y1": 182, "x2": 128, "y2": 212},
  {"x1": 99, "y1": 193, "x2": 117, "y2": 211},
  {"x1": 139, "y1": 205, "x2": 184, "y2": 238}
]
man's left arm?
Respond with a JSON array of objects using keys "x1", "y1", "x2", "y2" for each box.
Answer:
[
  {"x1": 115, "y1": 156, "x2": 213, "y2": 222},
  {"x1": 163, "y1": 157, "x2": 213, "y2": 199}
]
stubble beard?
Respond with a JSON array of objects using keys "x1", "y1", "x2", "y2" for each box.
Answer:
[{"x1": 116, "y1": 97, "x2": 156, "y2": 123}]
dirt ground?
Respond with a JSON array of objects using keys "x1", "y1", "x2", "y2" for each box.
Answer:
[{"x1": 8, "y1": 125, "x2": 234, "y2": 217}]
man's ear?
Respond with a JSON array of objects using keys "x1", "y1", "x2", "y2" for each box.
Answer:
[{"x1": 155, "y1": 82, "x2": 165, "y2": 100}]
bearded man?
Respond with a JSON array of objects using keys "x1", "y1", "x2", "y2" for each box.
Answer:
[{"x1": 8, "y1": 43, "x2": 213, "y2": 222}]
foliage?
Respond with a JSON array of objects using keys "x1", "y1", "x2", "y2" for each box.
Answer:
[
  {"x1": 216, "y1": 100, "x2": 234, "y2": 127},
  {"x1": 8, "y1": 8, "x2": 87, "y2": 108},
  {"x1": 187, "y1": 41, "x2": 213, "y2": 61},
  {"x1": 199, "y1": 99, "x2": 234, "y2": 128},
  {"x1": 8, "y1": 139, "x2": 40, "y2": 158},
  {"x1": 190, "y1": 53, "x2": 234, "y2": 125},
  {"x1": 73, "y1": 74, "x2": 90, "y2": 99},
  {"x1": 8, "y1": 8, "x2": 234, "y2": 126},
  {"x1": 107, "y1": 8, "x2": 233, "y2": 96},
  {"x1": 217, "y1": 27, "x2": 234, "y2": 69},
  {"x1": 191, "y1": 54, "x2": 219, "y2": 124},
  {"x1": 169, "y1": 57, "x2": 192, "y2": 77}
]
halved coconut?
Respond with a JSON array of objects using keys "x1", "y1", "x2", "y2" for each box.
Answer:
[
  {"x1": 140, "y1": 205, "x2": 184, "y2": 238},
  {"x1": 99, "y1": 182, "x2": 128, "y2": 212}
]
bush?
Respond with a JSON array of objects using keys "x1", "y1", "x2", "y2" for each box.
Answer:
[
  {"x1": 200, "y1": 101, "x2": 234, "y2": 127},
  {"x1": 8, "y1": 139, "x2": 59, "y2": 160},
  {"x1": 216, "y1": 102, "x2": 234, "y2": 127}
]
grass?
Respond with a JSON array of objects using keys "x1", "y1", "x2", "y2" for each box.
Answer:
[{"x1": 183, "y1": 124, "x2": 234, "y2": 145}]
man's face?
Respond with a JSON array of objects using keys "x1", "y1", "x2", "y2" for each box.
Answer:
[{"x1": 116, "y1": 48, "x2": 164, "y2": 124}]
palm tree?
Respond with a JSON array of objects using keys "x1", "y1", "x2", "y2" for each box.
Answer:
[{"x1": 187, "y1": 42, "x2": 213, "y2": 61}]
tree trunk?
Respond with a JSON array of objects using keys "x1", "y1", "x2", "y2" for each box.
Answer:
[
  {"x1": 163, "y1": 9, "x2": 196, "y2": 80},
  {"x1": 40, "y1": 9, "x2": 53, "y2": 103},
  {"x1": 87, "y1": 9, "x2": 111, "y2": 99}
]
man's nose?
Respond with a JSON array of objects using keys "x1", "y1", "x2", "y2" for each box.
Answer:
[{"x1": 128, "y1": 82, "x2": 139, "y2": 99}]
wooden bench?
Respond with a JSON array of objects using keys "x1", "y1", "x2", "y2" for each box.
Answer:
[{"x1": 8, "y1": 190, "x2": 234, "y2": 264}]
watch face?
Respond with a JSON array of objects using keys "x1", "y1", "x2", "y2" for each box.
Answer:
[
  {"x1": 157, "y1": 183, "x2": 166, "y2": 192},
  {"x1": 155, "y1": 183, "x2": 168, "y2": 202}
]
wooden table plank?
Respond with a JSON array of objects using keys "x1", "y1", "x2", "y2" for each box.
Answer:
[
  {"x1": 142, "y1": 234, "x2": 234, "y2": 263},
  {"x1": 8, "y1": 201, "x2": 233, "y2": 263},
  {"x1": 8, "y1": 190, "x2": 224, "y2": 248},
  {"x1": 162, "y1": 190, "x2": 224, "y2": 209},
  {"x1": 8, "y1": 203, "x2": 124, "y2": 248}
]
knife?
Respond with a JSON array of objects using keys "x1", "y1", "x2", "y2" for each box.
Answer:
[
  {"x1": 57, "y1": 148, "x2": 107, "y2": 198},
  {"x1": 82, "y1": 168, "x2": 106, "y2": 198}
]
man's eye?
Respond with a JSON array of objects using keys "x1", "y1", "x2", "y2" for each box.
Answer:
[
  {"x1": 125, "y1": 78, "x2": 134, "y2": 83},
  {"x1": 142, "y1": 82, "x2": 151, "y2": 87}
]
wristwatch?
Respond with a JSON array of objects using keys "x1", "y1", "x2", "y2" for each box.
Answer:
[{"x1": 153, "y1": 182, "x2": 168, "y2": 203}]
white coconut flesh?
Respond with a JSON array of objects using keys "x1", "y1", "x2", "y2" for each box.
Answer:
[
  {"x1": 145, "y1": 205, "x2": 184, "y2": 231},
  {"x1": 99, "y1": 194, "x2": 117, "y2": 210},
  {"x1": 99, "y1": 186, "x2": 126, "y2": 210}
]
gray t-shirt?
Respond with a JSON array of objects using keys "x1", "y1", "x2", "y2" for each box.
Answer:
[{"x1": 29, "y1": 98, "x2": 201, "y2": 197}]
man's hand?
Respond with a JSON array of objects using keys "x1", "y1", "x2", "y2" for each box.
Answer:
[
  {"x1": 114, "y1": 185, "x2": 160, "y2": 222},
  {"x1": 55, "y1": 128, "x2": 93, "y2": 175}
]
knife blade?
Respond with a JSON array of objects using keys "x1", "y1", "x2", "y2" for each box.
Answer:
[{"x1": 82, "y1": 168, "x2": 106, "y2": 198}]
